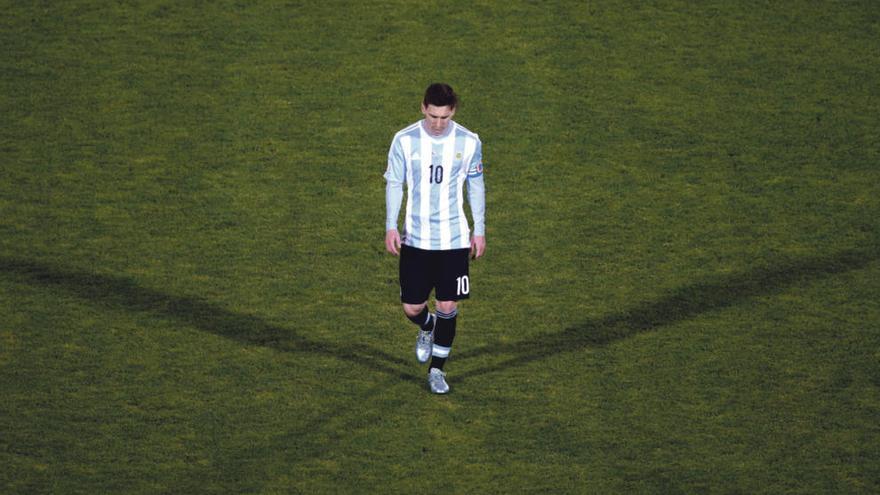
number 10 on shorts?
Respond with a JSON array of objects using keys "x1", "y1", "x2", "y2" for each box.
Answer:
[{"x1": 456, "y1": 275, "x2": 470, "y2": 296}]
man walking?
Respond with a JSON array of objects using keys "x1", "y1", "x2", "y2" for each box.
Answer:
[{"x1": 384, "y1": 83, "x2": 486, "y2": 394}]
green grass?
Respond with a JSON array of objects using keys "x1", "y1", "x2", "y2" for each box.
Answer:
[{"x1": 2, "y1": 1, "x2": 879, "y2": 493}]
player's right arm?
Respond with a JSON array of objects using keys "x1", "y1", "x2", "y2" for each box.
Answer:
[
  {"x1": 384, "y1": 137, "x2": 406, "y2": 256},
  {"x1": 385, "y1": 227, "x2": 402, "y2": 256}
]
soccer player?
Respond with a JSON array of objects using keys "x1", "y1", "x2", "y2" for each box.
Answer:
[{"x1": 384, "y1": 83, "x2": 486, "y2": 394}]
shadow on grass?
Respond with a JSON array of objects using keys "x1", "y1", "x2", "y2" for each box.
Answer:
[
  {"x1": 4, "y1": 246, "x2": 875, "y2": 477},
  {"x1": 0, "y1": 256, "x2": 419, "y2": 384},
  {"x1": 455, "y1": 245, "x2": 880, "y2": 383},
  {"x1": 2, "y1": 245, "x2": 877, "y2": 387}
]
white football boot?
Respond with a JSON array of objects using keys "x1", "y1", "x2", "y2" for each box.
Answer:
[
  {"x1": 415, "y1": 314, "x2": 435, "y2": 363},
  {"x1": 428, "y1": 367, "x2": 449, "y2": 394}
]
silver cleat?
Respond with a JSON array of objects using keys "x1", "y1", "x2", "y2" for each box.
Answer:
[
  {"x1": 415, "y1": 315, "x2": 435, "y2": 363},
  {"x1": 428, "y1": 367, "x2": 449, "y2": 394}
]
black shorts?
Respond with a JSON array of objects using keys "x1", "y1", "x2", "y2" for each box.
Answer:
[{"x1": 399, "y1": 245, "x2": 471, "y2": 304}]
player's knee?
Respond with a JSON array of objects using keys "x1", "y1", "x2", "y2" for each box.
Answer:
[
  {"x1": 435, "y1": 300, "x2": 458, "y2": 314},
  {"x1": 402, "y1": 302, "x2": 427, "y2": 317}
]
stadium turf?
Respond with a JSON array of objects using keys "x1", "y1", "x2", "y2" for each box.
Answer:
[{"x1": 2, "y1": 1, "x2": 878, "y2": 493}]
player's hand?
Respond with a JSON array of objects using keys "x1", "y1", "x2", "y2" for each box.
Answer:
[
  {"x1": 470, "y1": 235, "x2": 486, "y2": 259},
  {"x1": 385, "y1": 229, "x2": 402, "y2": 256}
]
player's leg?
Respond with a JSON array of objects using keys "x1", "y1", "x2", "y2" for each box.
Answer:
[
  {"x1": 403, "y1": 302, "x2": 432, "y2": 327},
  {"x1": 399, "y1": 245, "x2": 436, "y2": 362},
  {"x1": 430, "y1": 299, "x2": 458, "y2": 371},
  {"x1": 405, "y1": 301, "x2": 436, "y2": 363},
  {"x1": 426, "y1": 300, "x2": 456, "y2": 394},
  {"x1": 426, "y1": 248, "x2": 470, "y2": 394}
]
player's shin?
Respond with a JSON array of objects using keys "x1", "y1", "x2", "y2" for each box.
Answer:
[{"x1": 430, "y1": 308, "x2": 457, "y2": 370}]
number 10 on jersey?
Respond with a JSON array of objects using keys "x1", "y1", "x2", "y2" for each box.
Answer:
[{"x1": 428, "y1": 164, "x2": 444, "y2": 184}]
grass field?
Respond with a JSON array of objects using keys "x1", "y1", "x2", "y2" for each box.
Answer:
[{"x1": 2, "y1": 1, "x2": 879, "y2": 493}]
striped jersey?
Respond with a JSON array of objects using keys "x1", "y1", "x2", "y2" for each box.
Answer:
[{"x1": 385, "y1": 120, "x2": 485, "y2": 251}]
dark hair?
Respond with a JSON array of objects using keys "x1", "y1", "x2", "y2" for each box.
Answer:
[{"x1": 423, "y1": 83, "x2": 458, "y2": 109}]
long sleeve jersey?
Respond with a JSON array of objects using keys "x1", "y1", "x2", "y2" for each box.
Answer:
[{"x1": 384, "y1": 120, "x2": 485, "y2": 250}]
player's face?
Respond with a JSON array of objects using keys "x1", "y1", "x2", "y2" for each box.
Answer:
[{"x1": 421, "y1": 104, "x2": 456, "y2": 137}]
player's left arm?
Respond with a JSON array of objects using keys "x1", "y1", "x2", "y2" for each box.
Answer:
[{"x1": 466, "y1": 139, "x2": 486, "y2": 259}]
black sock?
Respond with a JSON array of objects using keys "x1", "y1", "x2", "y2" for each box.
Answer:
[
  {"x1": 406, "y1": 307, "x2": 434, "y2": 331},
  {"x1": 430, "y1": 308, "x2": 457, "y2": 370}
]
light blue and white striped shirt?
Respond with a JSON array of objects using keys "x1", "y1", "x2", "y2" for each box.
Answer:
[{"x1": 385, "y1": 120, "x2": 485, "y2": 251}]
